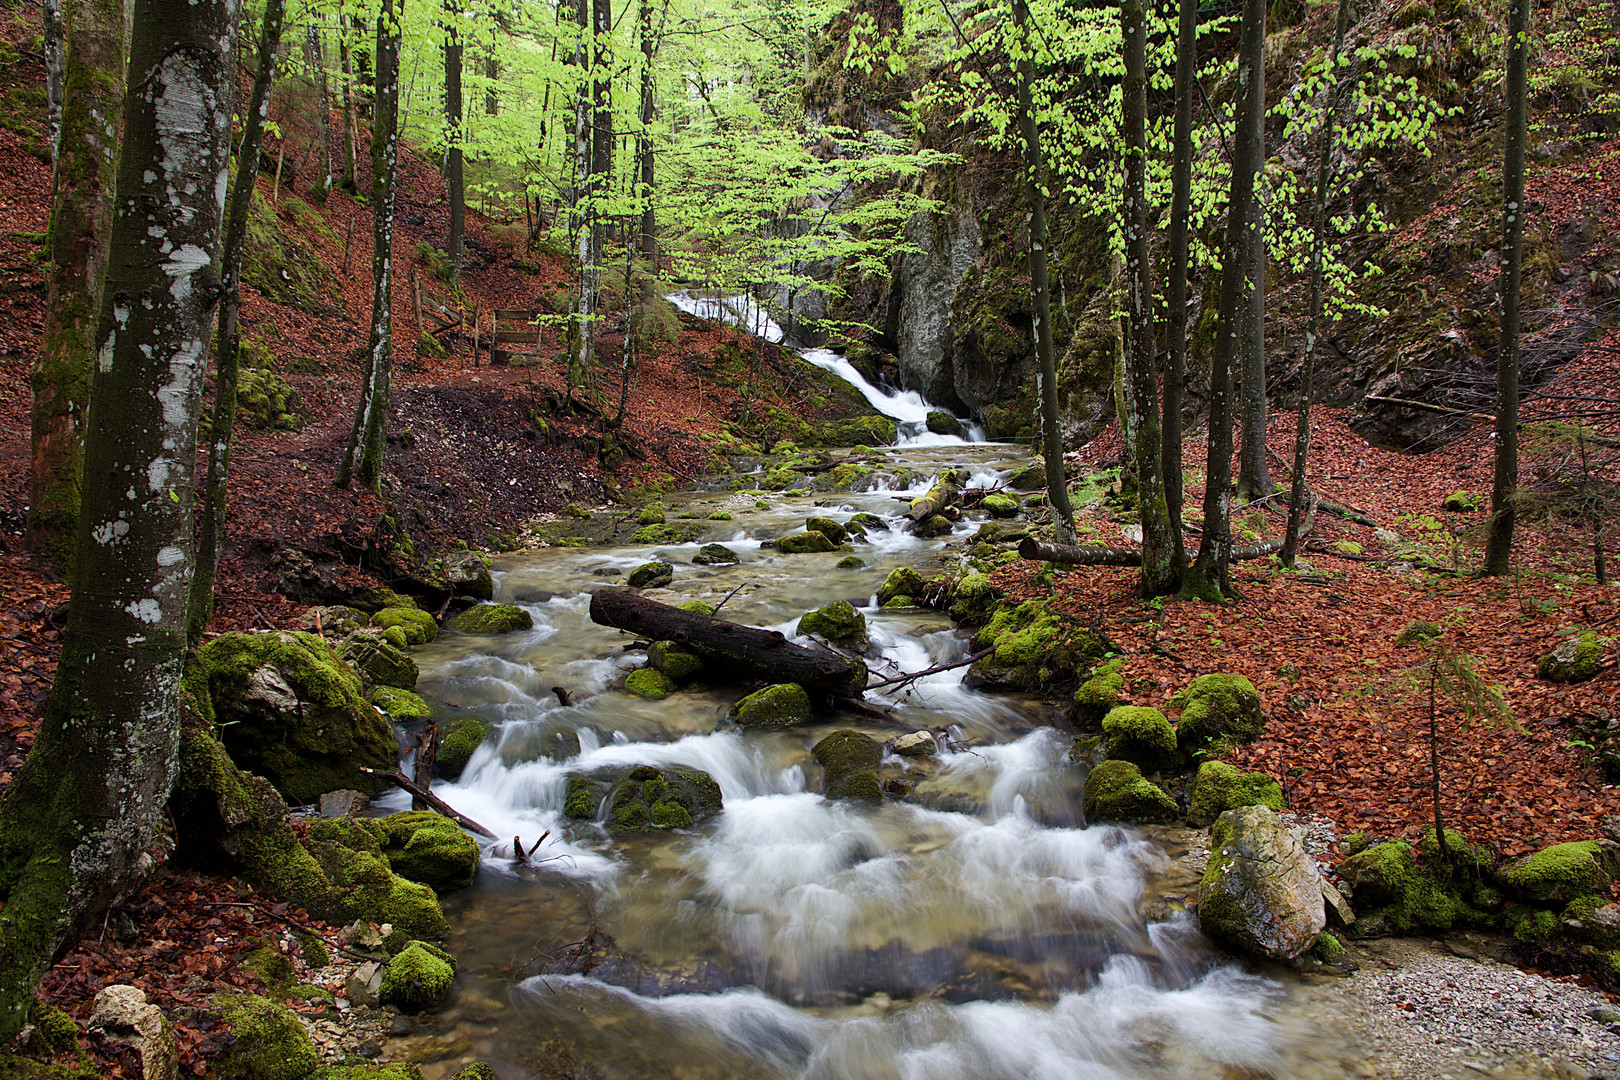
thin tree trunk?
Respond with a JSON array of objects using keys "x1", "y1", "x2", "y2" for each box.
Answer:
[
  {"x1": 338, "y1": 0, "x2": 400, "y2": 493},
  {"x1": 1235, "y1": 6, "x2": 1272, "y2": 504},
  {"x1": 1484, "y1": 0, "x2": 1529, "y2": 575},
  {"x1": 1011, "y1": 0, "x2": 1075, "y2": 544},
  {"x1": 1181, "y1": 0, "x2": 1264, "y2": 602},
  {"x1": 43, "y1": 0, "x2": 63, "y2": 158},
  {"x1": 569, "y1": 0, "x2": 594, "y2": 388},
  {"x1": 26, "y1": 0, "x2": 127, "y2": 580},
  {"x1": 444, "y1": 0, "x2": 464, "y2": 286},
  {"x1": 305, "y1": 24, "x2": 330, "y2": 194},
  {"x1": 1162, "y1": 0, "x2": 1196, "y2": 574},
  {"x1": 1429, "y1": 665, "x2": 1451, "y2": 867},
  {"x1": 1122, "y1": 0, "x2": 1175, "y2": 596},
  {"x1": 636, "y1": 0, "x2": 661, "y2": 261},
  {"x1": 484, "y1": 49, "x2": 499, "y2": 115},
  {"x1": 339, "y1": 5, "x2": 359, "y2": 192},
  {"x1": 1282, "y1": 0, "x2": 1350, "y2": 567},
  {"x1": 0, "y1": 0, "x2": 236, "y2": 1037}
]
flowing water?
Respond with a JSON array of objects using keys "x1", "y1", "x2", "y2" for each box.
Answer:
[{"x1": 381, "y1": 305, "x2": 1367, "y2": 1079}]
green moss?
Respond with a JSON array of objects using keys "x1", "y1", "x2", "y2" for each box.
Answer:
[
  {"x1": 447, "y1": 604, "x2": 534, "y2": 634},
  {"x1": 1101, "y1": 706, "x2": 1177, "y2": 769},
  {"x1": 805, "y1": 517, "x2": 849, "y2": 544},
  {"x1": 326, "y1": 1065, "x2": 425, "y2": 1080},
  {"x1": 708, "y1": 510, "x2": 733, "y2": 520},
  {"x1": 436, "y1": 715, "x2": 495, "y2": 780},
  {"x1": 631, "y1": 523, "x2": 703, "y2": 545},
  {"x1": 25, "y1": 1001, "x2": 77, "y2": 1056},
  {"x1": 1080, "y1": 759, "x2": 1177, "y2": 824},
  {"x1": 447, "y1": 1065, "x2": 497, "y2": 1080},
  {"x1": 730, "y1": 683, "x2": 812, "y2": 726},
  {"x1": 626, "y1": 667, "x2": 678, "y2": 700},
  {"x1": 836, "y1": 555, "x2": 866, "y2": 569},
  {"x1": 1186, "y1": 761, "x2": 1284, "y2": 828},
  {"x1": 565, "y1": 777, "x2": 604, "y2": 819},
  {"x1": 1074, "y1": 658, "x2": 1126, "y2": 718},
  {"x1": 371, "y1": 608, "x2": 437, "y2": 645},
  {"x1": 242, "y1": 188, "x2": 340, "y2": 317},
  {"x1": 381, "y1": 876, "x2": 450, "y2": 940},
  {"x1": 967, "y1": 599, "x2": 1107, "y2": 691},
  {"x1": 777, "y1": 531, "x2": 837, "y2": 554},
  {"x1": 1501, "y1": 841, "x2": 1618, "y2": 904},
  {"x1": 232, "y1": 368, "x2": 305, "y2": 431},
  {"x1": 293, "y1": 931, "x2": 330, "y2": 969},
  {"x1": 380, "y1": 942, "x2": 454, "y2": 1012},
  {"x1": 375, "y1": 811, "x2": 481, "y2": 891},
  {"x1": 797, "y1": 601, "x2": 867, "y2": 648},
  {"x1": 648, "y1": 641, "x2": 705, "y2": 681},
  {"x1": 947, "y1": 574, "x2": 997, "y2": 623},
  {"x1": 679, "y1": 600, "x2": 716, "y2": 615},
  {"x1": 1006, "y1": 463, "x2": 1047, "y2": 491},
  {"x1": 821, "y1": 463, "x2": 871, "y2": 491},
  {"x1": 212, "y1": 993, "x2": 320, "y2": 1080},
  {"x1": 877, "y1": 567, "x2": 926, "y2": 606},
  {"x1": 1170, "y1": 674, "x2": 1265, "y2": 751},
  {"x1": 628, "y1": 561, "x2": 675, "y2": 588},
  {"x1": 816, "y1": 415, "x2": 897, "y2": 446},
  {"x1": 812, "y1": 729, "x2": 885, "y2": 800},
  {"x1": 1418, "y1": 826, "x2": 1494, "y2": 876},
  {"x1": 638, "y1": 503, "x2": 666, "y2": 525},
  {"x1": 1442, "y1": 490, "x2": 1482, "y2": 512},
  {"x1": 761, "y1": 467, "x2": 800, "y2": 490},
  {"x1": 1507, "y1": 905, "x2": 1560, "y2": 947},
  {"x1": 1538, "y1": 631, "x2": 1604, "y2": 684},
  {"x1": 1312, "y1": 932, "x2": 1346, "y2": 963},
  {"x1": 913, "y1": 514, "x2": 953, "y2": 539},
  {"x1": 244, "y1": 945, "x2": 295, "y2": 989},
  {"x1": 370, "y1": 686, "x2": 430, "y2": 722},
  {"x1": 607, "y1": 767, "x2": 723, "y2": 830},
  {"x1": 1395, "y1": 621, "x2": 1443, "y2": 647},
  {"x1": 1337, "y1": 841, "x2": 1484, "y2": 936},
  {"x1": 650, "y1": 800, "x2": 693, "y2": 828},
  {"x1": 338, "y1": 631, "x2": 419, "y2": 689},
  {"x1": 980, "y1": 493, "x2": 1020, "y2": 518}
]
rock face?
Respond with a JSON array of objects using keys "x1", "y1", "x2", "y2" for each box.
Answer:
[
  {"x1": 1171, "y1": 673, "x2": 1265, "y2": 751},
  {"x1": 1197, "y1": 806, "x2": 1326, "y2": 962},
  {"x1": 1081, "y1": 759, "x2": 1177, "y2": 824},
  {"x1": 692, "y1": 543, "x2": 739, "y2": 565},
  {"x1": 90, "y1": 985, "x2": 179, "y2": 1080},
  {"x1": 1538, "y1": 631, "x2": 1604, "y2": 683},
  {"x1": 729, "y1": 683, "x2": 813, "y2": 726},
  {"x1": 196, "y1": 631, "x2": 398, "y2": 802},
  {"x1": 812, "y1": 729, "x2": 884, "y2": 800},
  {"x1": 442, "y1": 550, "x2": 494, "y2": 600},
  {"x1": 797, "y1": 600, "x2": 869, "y2": 650},
  {"x1": 895, "y1": 204, "x2": 982, "y2": 410},
  {"x1": 607, "y1": 765, "x2": 724, "y2": 830}
]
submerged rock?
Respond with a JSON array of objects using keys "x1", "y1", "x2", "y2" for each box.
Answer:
[
  {"x1": 628, "y1": 560, "x2": 675, "y2": 589},
  {"x1": 607, "y1": 765, "x2": 723, "y2": 830},
  {"x1": 850, "y1": 512, "x2": 889, "y2": 532},
  {"x1": 797, "y1": 600, "x2": 869, "y2": 650},
  {"x1": 1197, "y1": 805, "x2": 1325, "y2": 963},
  {"x1": 447, "y1": 603, "x2": 534, "y2": 634},
  {"x1": 729, "y1": 683, "x2": 812, "y2": 726},
  {"x1": 436, "y1": 715, "x2": 495, "y2": 780},
  {"x1": 812, "y1": 730, "x2": 884, "y2": 801},
  {"x1": 625, "y1": 667, "x2": 678, "y2": 700},
  {"x1": 1186, "y1": 760, "x2": 1284, "y2": 828},
  {"x1": 1080, "y1": 759, "x2": 1176, "y2": 824},
  {"x1": 1538, "y1": 631, "x2": 1604, "y2": 684},
  {"x1": 1171, "y1": 673, "x2": 1265, "y2": 751},
  {"x1": 692, "y1": 543, "x2": 739, "y2": 565}
]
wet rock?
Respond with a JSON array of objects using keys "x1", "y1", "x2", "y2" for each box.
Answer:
[
  {"x1": 797, "y1": 600, "x2": 869, "y2": 650},
  {"x1": 565, "y1": 776, "x2": 606, "y2": 818},
  {"x1": 648, "y1": 640, "x2": 705, "y2": 681},
  {"x1": 442, "y1": 550, "x2": 494, "y2": 601},
  {"x1": 926, "y1": 410, "x2": 965, "y2": 437},
  {"x1": 435, "y1": 715, "x2": 496, "y2": 780},
  {"x1": 1185, "y1": 760, "x2": 1284, "y2": 828},
  {"x1": 374, "y1": 811, "x2": 482, "y2": 891},
  {"x1": 1321, "y1": 877, "x2": 1356, "y2": 928},
  {"x1": 370, "y1": 685, "x2": 430, "y2": 722},
  {"x1": 1171, "y1": 673, "x2": 1265, "y2": 752},
  {"x1": 638, "y1": 503, "x2": 666, "y2": 525},
  {"x1": 836, "y1": 555, "x2": 866, "y2": 569},
  {"x1": 320, "y1": 789, "x2": 370, "y2": 818},
  {"x1": 877, "y1": 567, "x2": 925, "y2": 606},
  {"x1": 1101, "y1": 706, "x2": 1177, "y2": 770},
  {"x1": 196, "y1": 631, "x2": 398, "y2": 802},
  {"x1": 1538, "y1": 631, "x2": 1604, "y2": 683},
  {"x1": 211, "y1": 992, "x2": 320, "y2": 1080},
  {"x1": 371, "y1": 607, "x2": 437, "y2": 646},
  {"x1": 913, "y1": 514, "x2": 954, "y2": 538},
  {"x1": 627, "y1": 560, "x2": 675, "y2": 588},
  {"x1": 947, "y1": 573, "x2": 997, "y2": 623},
  {"x1": 607, "y1": 765, "x2": 723, "y2": 830},
  {"x1": 625, "y1": 667, "x2": 678, "y2": 699},
  {"x1": 980, "y1": 492, "x2": 1020, "y2": 518},
  {"x1": 381, "y1": 942, "x2": 455, "y2": 1012},
  {"x1": 850, "y1": 512, "x2": 889, "y2": 532},
  {"x1": 90, "y1": 985, "x2": 179, "y2": 1080},
  {"x1": 1499, "y1": 840, "x2": 1620, "y2": 905},
  {"x1": 692, "y1": 543, "x2": 739, "y2": 565},
  {"x1": 1197, "y1": 805, "x2": 1326, "y2": 963},
  {"x1": 1080, "y1": 759, "x2": 1176, "y2": 824},
  {"x1": 447, "y1": 603, "x2": 535, "y2": 634},
  {"x1": 805, "y1": 516, "x2": 849, "y2": 544},
  {"x1": 892, "y1": 731, "x2": 936, "y2": 757},
  {"x1": 631, "y1": 522, "x2": 704, "y2": 544},
  {"x1": 1005, "y1": 463, "x2": 1047, "y2": 491},
  {"x1": 729, "y1": 682, "x2": 812, "y2": 726},
  {"x1": 1073, "y1": 657, "x2": 1125, "y2": 723},
  {"x1": 777, "y1": 530, "x2": 838, "y2": 554},
  {"x1": 813, "y1": 729, "x2": 884, "y2": 800}
]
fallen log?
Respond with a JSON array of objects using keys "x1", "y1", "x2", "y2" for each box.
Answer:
[
  {"x1": 589, "y1": 587, "x2": 867, "y2": 695},
  {"x1": 905, "y1": 468, "x2": 969, "y2": 532},
  {"x1": 1019, "y1": 501, "x2": 1316, "y2": 566}
]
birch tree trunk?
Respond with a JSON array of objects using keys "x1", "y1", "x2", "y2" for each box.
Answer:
[
  {"x1": 1161, "y1": 0, "x2": 1196, "y2": 573},
  {"x1": 188, "y1": 0, "x2": 285, "y2": 645},
  {"x1": 26, "y1": 0, "x2": 127, "y2": 579},
  {"x1": 0, "y1": 0, "x2": 236, "y2": 1036}
]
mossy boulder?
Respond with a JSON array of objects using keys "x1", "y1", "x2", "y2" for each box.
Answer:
[
  {"x1": 638, "y1": 503, "x2": 666, "y2": 526},
  {"x1": 980, "y1": 493, "x2": 1020, "y2": 518},
  {"x1": 947, "y1": 573, "x2": 997, "y2": 624},
  {"x1": 729, "y1": 683, "x2": 812, "y2": 726},
  {"x1": 925, "y1": 410, "x2": 965, "y2": 437},
  {"x1": 1337, "y1": 841, "x2": 1483, "y2": 936},
  {"x1": 564, "y1": 776, "x2": 605, "y2": 819},
  {"x1": 371, "y1": 607, "x2": 437, "y2": 646},
  {"x1": 1442, "y1": 490, "x2": 1482, "y2": 512},
  {"x1": 1499, "y1": 840, "x2": 1620, "y2": 905},
  {"x1": 234, "y1": 367, "x2": 305, "y2": 430},
  {"x1": 777, "y1": 530, "x2": 837, "y2": 554},
  {"x1": 370, "y1": 686, "x2": 430, "y2": 722},
  {"x1": 1197, "y1": 806, "x2": 1326, "y2": 962},
  {"x1": 196, "y1": 631, "x2": 398, "y2": 802},
  {"x1": 625, "y1": 667, "x2": 679, "y2": 699},
  {"x1": 836, "y1": 555, "x2": 866, "y2": 569},
  {"x1": 328, "y1": 1066, "x2": 426, "y2": 1080},
  {"x1": 1006, "y1": 463, "x2": 1047, "y2": 491},
  {"x1": 607, "y1": 765, "x2": 723, "y2": 830},
  {"x1": 1186, "y1": 761, "x2": 1284, "y2": 828},
  {"x1": 338, "y1": 630, "x2": 419, "y2": 689},
  {"x1": 448, "y1": 604, "x2": 534, "y2": 634},
  {"x1": 442, "y1": 550, "x2": 494, "y2": 601},
  {"x1": 1101, "y1": 706, "x2": 1177, "y2": 770},
  {"x1": 692, "y1": 543, "x2": 739, "y2": 565},
  {"x1": 380, "y1": 942, "x2": 454, "y2": 1012},
  {"x1": 805, "y1": 516, "x2": 849, "y2": 544},
  {"x1": 966, "y1": 599, "x2": 1107, "y2": 692},
  {"x1": 761, "y1": 467, "x2": 800, "y2": 490},
  {"x1": 1080, "y1": 759, "x2": 1177, "y2": 824},
  {"x1": 811, "y1": 730, "x2": 884, "y2": 801},
  {"x1": 913, "y1": 514, "x2": 954, "y2": 539},
  {"x1": 1394, "y1": 621, "x2": 1443, "y2": 647},
  {"x1": 628, "y1": 561, "x2": 675, "y2": 589},
  {"x1": 876, "y1": 567, "x2": 926, "y2": 606},
  {"x1": 797, "y1": 600, "x2": 868, "y2": 650},
  {"x1": 850, "y1": 513, "x2": 888, "y2": 532},
  {"x1": 374, "y1": 811, "x2": 481, "y2": 891},
  {"x1": 1073, "y1": 657, "x2": 1126, "y2": 722},
  {"x1": 1170, "y1": 673, "x2": 1265, "y2": 751},
  {"x1": 817, "y1": 462, "x2": 872, "y2": 491},
  {"x1": 212, "y1": 993, "x2": 320, "y2": 1080},
  {"x1": 1537, "y1": 631, "x2": 1604, "y2": 684},
  {"x1": 436, "y1": 715, "x2": 495, "y2": 780},
  {"x1": 648, "y1": 641, "x2": 705, "y2": 681},
  {"x1": 630, "y1": 522, "x2": 704, "y2": 545}
]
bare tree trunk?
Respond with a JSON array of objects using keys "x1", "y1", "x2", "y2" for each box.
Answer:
[
  {"x1": 568, "y1": 0, "x2": 594, "y2": 388},
  {"x1": 0, "y1": 0, "x2": 236, "y2": 1037},
  {"x1": 1011, "y1": 0, "x2": 1075, "y2": 544},
  {"x1": 1282, "y1": 0, "x2": 1350, "y2": 567},
  {"x1": 1181, "y1": 0, "x2": 1264, "y2": 602},
  {"x1": 636, "y1": 0, "x2": 662, "y2": 261},
  {"x1": 1236, "y1": 9, "x2": 1272, "y2": 504},
  {"x1": 339, "y1": 4, "x2": 359, "y2": 192},
  {"x1": 1162, "y1": 0, "x2": 1196, "y2": 575},
  {"x1": 338, "y1": 0, "x2": 400, "y2": 493},
  {"x1": 43, "y1": 0, "x2": 63, "y2": 157},
  {"x1": 305, "y1": 24, "x2": 330, "y2": 195},
  {"x1": 1121, "y1": 0, "x2": 1176, "y2": 596},
  {"x1": 189, "y1": 0, "x2": 286, "y2": 645},
  {"x1": 1484, "y1": 0, "x2": 1529, "y2": 575},
  {"x1": 444, "y1": 0, "x2": 464, "y2": 286},
  {"x1": 26, "y1": 0, "x2": 127, "y2": 580}
]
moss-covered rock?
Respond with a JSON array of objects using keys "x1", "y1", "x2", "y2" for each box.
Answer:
[
  {"x1": 625, "y1": 667, "x2": 679, "y2": 699},
  {"x1": 1499, "y1": 840, "x2": 1619, "y2": 905},
  {"x1": 1186, "y1": 761, "x2": 1284, "y2": 828},
  {"x1": 692, "y1": 543, "x2": 739, "y2": 565},
  {"x1": 729, "y1": 683, "x2": 813, "y2": 726},
  {"x1": 234, "y1": 367, "x2": 305, "y2": 431},
  {"x1": 638, "y1": 503, "x2": 666, "y2": 525},
  {"x1": 196, "y1": 631, "x2": 398, "y2": 802},
  {"x1": 630, "y1": 522, "x2": 704, "y2": 545},
  {"x1": 817, "y1": 463, "x2": 872, "y2": 491},
  {"x1": 327, "y1": 1065, "x2": 426, "y2": 1080},
  {"x1": 761, "y1": 467, "x2": 800, "y2": 491},
  {"x1": 1006, "y1": 463, "x2": 1047, "y2": 491},
  {"x1": 375, "y1": 811, "x2": 481, "y2": 891},
  {"x1": 1394, "y1": 621, "x2": 1443, "y2": 647},
  {"x1": 966, "y1": 599, "x2": 1107, "y2": 692},
  {"x1": 564, "y1": 776, "x2": 605, "y2": 819},
  {"x1": 370, "y1": 686, "x2": 430, "y2": 722},
  {"x1": 607, "y1": 765, "x2": 723, "y2": 830},
  {"x1": 947, "y1": 573, "x2": 997, "y2": 624},
  {"x1": 339, "y1": 630, "x2": 420, "y2": 689},
  {"x1": 436, "y1": 715, "x2": 496, "y2": 780},
  {"x1": 836, "y1": 555, "x2": 866, "y2": 569},
  {"x1": 777, "y1": 530, "x2": 838, "y2": 554},
  {"x1": 1101, "y1": 706, "x2": 1177, "y2": 770},
  {"x1": 1337, "y1": 841, "x2": 1483, "y2": 936},
  {"x1": 447, "y1": 604, "x2": 534, "y2": 634},
  {"x1": 817, "y1": 415, "x2": 898, "y2": 446},
  {"x1": 372, "y1": 607, "x2": 437, "y2": 645},
  {"x1": 913, "y1": 514, "x2": 954, "y2": 539},
  {"x1": 876, "y1": 567, "x2": 926, "y2": 606},
  {"x1": 1080, "y1": 759, "x2": 1177, "y2": 824},
  {"x1": 805, "y1": 516, "x2": 849, "y2": 544},
  {"x1": 1170, "y1": 673, "x2": 1265, "y2": 751},
  {"x1": 380, "y1": 942, "x2": 454, "y2": 1012},
  {"x1": 980, "y1": 493, "x2": 1020, "y2": 518},
  {"x1": 1073, "y1": 657, "x2": 1126, "y2": 722},
  {"x1": 212, "y1": 993, "x2": 320, "y2": 1080},
  {"x1": 1197, "y1": 806, "x2": 1325, "y2": 962},
  {"x1": 1442, "y1": 490, "x2": 1482, "y2": 512},
  {"x1": 797, "y1": 600, "x2": 868, "y2": 649},
  {"x1": 648, "y1": 641, "x2": 705, "y2": 681},
  {"x1": 1537, "y1": 631, "x2": 1604, "y2": 684},
  {"x1": 442, "y1": 550, "x2": 494, "y2": 601},
  {"x1": 628, "y1": 561, "x2": 675, "y2": 589},
  {"x1": 679, "y1": 600, "x2": 716, "y2": 616},
  {"x1": 850, "y1": 513, "x2": 888, "y2": 533},
  {"x1": 812, "y1": 730, "x2": 884, "y2": 801}
]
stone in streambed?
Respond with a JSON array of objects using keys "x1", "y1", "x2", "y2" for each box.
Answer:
[
  {"x1": 692, "y1": 543, "x2": 739, "y2": 565},
  {"x1": 1006, "y1": 463, "x2": 1046, "y2": 491},
  {"x1": 1081, "y1": 759, "x2": 1176, "y2": 824},
  {"x1": 607, "y1": 765, "x2": 723, "y2": 831},
  {"x1": 836, "y1": 555, "x2": 866, "y2": 569},
  {"x1": 913, "y1": 514, "x2": 954, "y2": 539},
  {"x1": 729, "y1": 683, "x2": 812, "y2": 726},
  {"x1": 806, "y1": 516, "x2": 849, "y2": 544},
  {"x1": 876, "y1": 567, "x2": 925, "y2": 606},
  {"x1": 850, "y1": 512, "x2": 889, "y2": 532},
  {"x1": 442, "y1": 549, "x2": 494, "y2": 601},
  {"x1": 447, "y1": 603, "x2": 534, "y2": 634},
  {"x1": 371, "y1": 606, "x2": 437, "y2": 645},
  {"x1": 625, "y1": 667, "x2": 678, "y2": 700},
  {"x1": 777, "y1": 530, "x2": 837, "y2": 554},
  {"x1": 980, "y1": 493, "x2": 1020, "y2": 518},
  {"x1": 812, "y1": 729, "x2": 884, "y2": 801},
  {"x1": 947, "y1": 573, "x2": 997, "y2": 623},
  {"x1": 374, "y1": 810, "x2": 482, "y2": 891},
  {"x1": 628, "y1": 560, "x2": 675, "y2": 588},
  {"x1": 1197, "y1": 805, "x2": 1326, "y2": 963},
  {"x1": 649, "y1": 640, "x2": 705, "y2": 681},
  {"x1": 797, "y1": 600, "x2": 868, "y2": 650},
  {"x1": 380, "y1": 942, "x2": 454, "y2": 1012},
  {"x1": 926, "y1": 410, "x2": 964, "y2": 437},
  {"x1": 892, "y1": 731, "x2": 936, "y2": 757},
  {"x1": 436, "y1": 714, "x2": 495, "y2": 780}
]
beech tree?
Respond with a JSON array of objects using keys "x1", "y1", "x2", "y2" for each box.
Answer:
[
  {"x1": 26, "y1": 0, "x2": 127, "y2": 578},
  {"x1": 445, "y1": 0, "x2": 465, "y2": 284},
  {"x1": 0, "y1": 0, "x2": 237, "y2": 1035},
  {"x1": 1161, "y1": 0, "x2": 1195, "y2": 573}
]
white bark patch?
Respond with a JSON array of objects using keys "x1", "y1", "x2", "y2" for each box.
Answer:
[
  {"x1": 163, "y1": 243, "x2": 210, "y2": 304},
  {"x1": 126, "y1": 598, "x2": 162, "y2": 624},
  {"x1": 147, "y1": 456, "x2": 173, "y2": 493},
  {"x1": 93, "y1": 519, "x2": 131, "y2": 545},
  {"x1": 156, "y1": 545, "x2": 185, "y2": 569},
  {"x1": 158, "y1": 338, "x2": 206, "y2": 432}
]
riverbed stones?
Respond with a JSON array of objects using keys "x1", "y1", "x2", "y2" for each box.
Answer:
[
  {"x1": 625, "y1": 667, "x2": 678, "y2": 700},
  {"x1": 947, "y1": 573, "x2": 997, "y2": 623},
  {"x1": 1198, "y1": 806, "x2": 1325, "y2": 962},
  {"x1": 628, "y1": 560, "x2": 675, "y2": 588},
  {"x1": 805, "y1": 516, "x2": 848, "y2": 543},
  {"x1": 372, "y1": 607, "x2": 438, "y2": 645},
  {"x1": 777, "y1": 530, "x2": 838, "y2": 554},
  {"x1": 447, "y1": 604, "x2": 534, "y2": 634},
  {"x1": 926, "y1": 410, "x2": 964, "y2": 437},
  {"x1": 980, "y1": 493, "x2": 1020, "y2": 518},
  {"x1": 196, "y1": 631, "x2": 398, "y2": 802},
  {"x1": 649, "y1": 640, "x2": 705, "y2": 681},
  {"x1": 380, "y1": 942, "x2": 455, "y2": 1012},
  {"x1": 1101, "y1": 706, "x2": 1177, "y2": 770},
  {"x1": 1171, "y1": 673, "x2": 1265, "y2": 751},
  {"x1": 375, "y1": 811, "x2": 482, "y2": 891},
  {"x1": 729, "y1": 683, "x2": 812, "y2": 726},
  {"x1": 877, "y1": 567, "x2": 925, "y2": 606},
  {"x1": 797, "y1": 600, "x2": 868, "y2": 650},
  {"x1": 812, "y1": 730, "x2": 884, "y2": 801},
  {"x1": 1186, "y1": 760, "x2": 1285, "y2": 828},
  {"x1": 1080, "y1": 759, "x2": 1176, "y2": 824},
  {"x1": 692, "y1": 543, "x2": 739, "y2": 565},
  {"x1": 442, "y1": 550, "x2": 494, "y2": 601},
  {"x1": 1538, "y1": 631, "x2": 1604, "y2": 683},
  {"x1": 339, "y1": 628, "x2": 419, "y2": 688},
  {"x1": 892, "y1": 731, "x2": 936, "y2": 757},
  {"x1": 436, "y1": 715, "x2": 495, "y2": 780},
  {"x1": 836, "y1": 555, "x2": 866, "y2": 569},
  {"x1": 913, "y1": 514, "x2": 954, "y2": 538},
  {"x1": 850, "y1": 512, "x2": 888, "y2": 532},
  {"x1": 607, "y1": 765, "x2": 723, "y2": 830},
  {"x1": 1500, "y1": 840, "x2": 1620, "y2": 905}
]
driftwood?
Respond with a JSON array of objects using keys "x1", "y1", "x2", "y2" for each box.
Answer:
[
  {"x1": 866, "y1": 647, "x2": 992, "y2": 690},
  {"x1": 589, "y1": 587, "x2": 867, "y2": 695},
  {"x1": 905, "y1": 469, "x2": 968, "y2": 531},
  {"x1": 1020, "y1": 500, "x2": 1316, "y2": 566},
  {"x1": 362, "y1": 768, "x2": 498, "y2": 839},
  {"x1": 411, "y1": 721, "x2": 439, "y2": 811}
]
